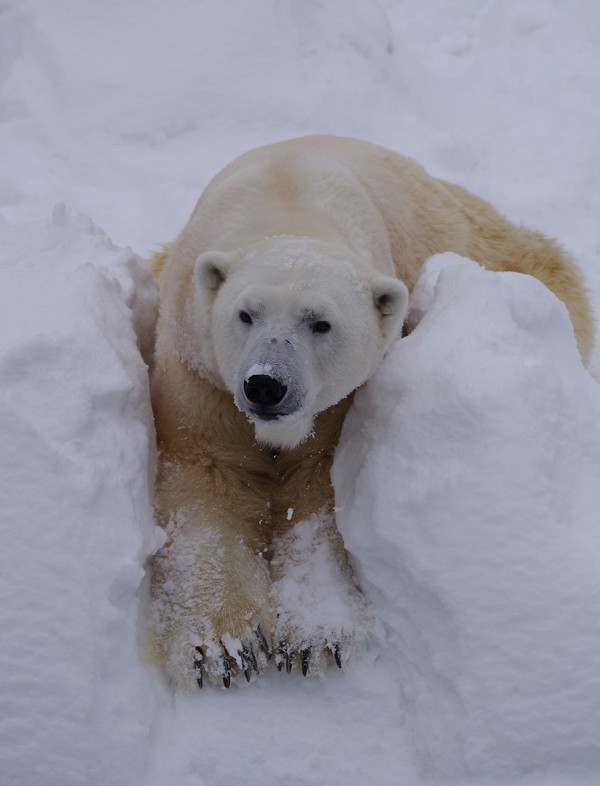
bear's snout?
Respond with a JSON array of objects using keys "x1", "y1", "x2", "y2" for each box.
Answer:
[
  {"x1": 244, "y1": 374, "x2": 288, "y2": 411},
  {"x1": 235, "y1": 332, "x2": 309, "y2": 424}
]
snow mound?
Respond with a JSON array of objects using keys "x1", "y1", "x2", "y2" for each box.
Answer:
[
  {"x1": 0, "y1": 209, "x2": 162, "y2": 786},
  {"x1": 333, "y1": 254, "x2": 600, "y2": 778}
]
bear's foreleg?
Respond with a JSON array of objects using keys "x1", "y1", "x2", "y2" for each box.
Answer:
[
  {"x1": 150, "y1": 464, "x2": 274, "y2": 690},
  {"x1": 269, "y1": 510, "x2": 372, "y2": 676}
]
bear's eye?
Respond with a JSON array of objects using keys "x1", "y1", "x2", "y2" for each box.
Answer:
[
  {"x1": 311, "y1": 320, "x2": 331, "y2": 334},
  {"x1": 239, "y1": 310, "x2": 253, "y2": 325}
]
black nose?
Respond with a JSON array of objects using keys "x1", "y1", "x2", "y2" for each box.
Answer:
[{"x1": 244, "y1": 375, "x2": 288, "y2": 407}]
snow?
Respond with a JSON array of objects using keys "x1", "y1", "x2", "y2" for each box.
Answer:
[
  {"x1": 1, "y1": 1, "x2": 599, "y2": 784},
  {"x1": 0, "y1": 209, "x2": 163, "y2": 785},
  {"x1": 245, "y1": 362, "x2": 274, "y2": 379},
  {"x1": 334, "y1": 254, "x2": 600, "y2": 778}
]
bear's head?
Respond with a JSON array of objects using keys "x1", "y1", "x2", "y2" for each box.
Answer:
[{"x1": 194, "y1": 236, "x2": 408, "y2": 449}]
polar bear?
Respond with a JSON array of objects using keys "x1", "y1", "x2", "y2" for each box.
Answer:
[{"x1": 149, "y1": 136, "x2": 594, "y2": 690}]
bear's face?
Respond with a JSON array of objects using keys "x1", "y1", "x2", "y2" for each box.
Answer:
[{"x1": 194, "y1": 237, "x2": 408, "y2": 448}]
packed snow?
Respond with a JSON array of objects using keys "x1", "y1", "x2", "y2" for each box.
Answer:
[
  {"x1": 335, "y1": 254, "x2": 600, "y2": 778},
  {"x1": 1, "y1": 2, "x2": 600, "y2": 785}
]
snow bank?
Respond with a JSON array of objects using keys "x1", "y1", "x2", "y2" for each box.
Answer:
[
  {"x1": 0, "y1": 209, "x2": 162, "y2": 786},
  {"x1": 334, "y1": 254, "x2": 600, "y2": 778}
]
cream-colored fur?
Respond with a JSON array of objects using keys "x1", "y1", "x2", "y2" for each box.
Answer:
[{"x1": 149, "y1": 136, "x2": 594, "y2": 691}]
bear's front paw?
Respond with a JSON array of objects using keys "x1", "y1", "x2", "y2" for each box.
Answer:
[
  {"x1": 270, "y1": 515, "x2": 372, "y2": 678},
  {"x1": 150, "y1": 526, "x2": 275, "y2": 690},
  {"x1": 191, "y1": 618, "x2": 272, "y2": 689},
  {"x1": 271, "y1": 593, "x2": 371, "y2": 678},
  {"x1": 274, "y1": 634, "x2": 344, "y2": 677},
  {"x1": 153, "y1": 603, "x2": 274, "y2": 691}
]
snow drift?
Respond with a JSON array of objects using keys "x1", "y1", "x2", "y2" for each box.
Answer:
[
  {"x1": 0, "y1": 210, "x2": 163, "y2": 785},
  {"x1": 334, "y1": 254, "x2": 600, "y2": 777}
]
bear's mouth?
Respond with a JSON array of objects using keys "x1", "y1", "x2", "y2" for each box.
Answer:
[
  {"x1": 247, "y1": 406, "x2": 314, "y2": 450},
  {"x1": 249, "y1": 410, "x2": 280, "y2": 421},
  {"x1": 246, "y1": 403, "x2": 300, "y2": 422}
]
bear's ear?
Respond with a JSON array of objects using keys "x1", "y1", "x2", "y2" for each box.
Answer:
[
  {"x1": 371, "y1": 275, "x2": 409, "y2": 344},
  {"x1": 194, "y1": 250, "x2": 234, "y2": 293}
]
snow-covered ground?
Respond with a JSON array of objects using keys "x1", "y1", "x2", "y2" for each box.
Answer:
[{"x1": 1, "y1": 2, "x2": 600, "y2": 784}]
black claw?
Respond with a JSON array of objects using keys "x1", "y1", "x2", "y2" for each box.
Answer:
[
  {"x1": 194, "y1": 647, "x2": 203, "y2": 689},
  {"x1": 222, "y1": 657, "x2": 231, "y2": 689},
  {"x1": 257, "y1": 625, "x2": 271, "y2": 659},
  {"x1": 276, "y1": 642, "x2": 286, "y2": 672},
  {"x1": 244, "y1": 646, "x2": 259, "y2": 675},
  {"x1": 301, "y1": 647, "x2": 311, "y2": 677},
  {"x1": 333, "y1": 642, "x2": 342, "y2": 669},
  {"x1": 237, "y1": 650, "x2": 251, "y2": 683}
]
